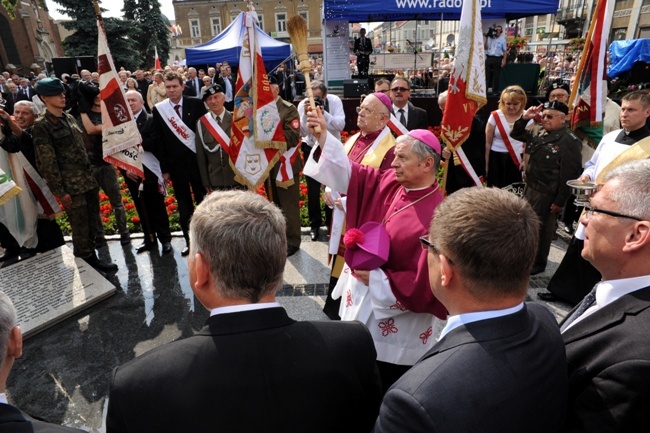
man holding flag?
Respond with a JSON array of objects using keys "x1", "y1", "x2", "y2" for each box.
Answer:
[{"x1": 438, "y1": 0, "x2": 487, "y2": 194}]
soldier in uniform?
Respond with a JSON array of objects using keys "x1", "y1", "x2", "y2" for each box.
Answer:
[
  {"x1": 267, "y1": 76, "x2": 302, "y2": 256},
  {"x1": 31, "y1": 77, "x2": 118, "y2": 274},
  {"x1": 510, "y1": 100, "x2": 582, "y2": 275}
]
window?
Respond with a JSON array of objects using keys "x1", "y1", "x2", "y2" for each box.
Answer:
[
  {"x1": 257, "y1": 14, "x2": 264, "y2": 31},
  {"x1": 639, "y1": 27, "x2": 650, "y2": 39},
  {"x1": 276, "y1": 13, "x2": 286, "y2": 32},
  {"x1": 211, "y1": 17, "x2": 222, "y2": 36},
  {"x1": 190, "y1": 19, "x2": 200, "y2": 38},
  {"x1": 299, "y1": 11, "x2": 308, "y2": 23}
]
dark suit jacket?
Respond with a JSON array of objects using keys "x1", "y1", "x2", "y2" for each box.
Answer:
[
  {"x1": 400, "y1": 101, "x2": 429, "y2": 130},
  {"x1": 444, "y1": 116, "x2": 486, "y2": 194},
  {"x1": 373, "y1": 303, "x2": 568, "y2": 433},
  {"x1": 151, "y1": 96, "x2": 206, "y2": 173},
  {"x1": 182, "y1": 77, "x2": 203, "y2": 98},
  {"x1": 354, "y1": 37, "x2": 373, "y2": 56},
  {"x1": 0, "y1": 403, "x2": 84, "y2": 432},
  {"x1": 15, "y1": 86, "x2": 36, "y2": 102},
  {"x1": 106, "y1": 307, "x2": 382, "y2": 433},
  {"x1": 134, "y1": 110, "x2": 162, "y2": 190},
  {"x1": 562, "y1": 285, "x2": 650, "y2": 432},
  {"x1": 215, "y1": 76, "x2": 236, "y2": 110}
]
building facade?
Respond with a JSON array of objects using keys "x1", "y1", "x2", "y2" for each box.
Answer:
[
  {"x1": 0, "y1": 0, "x2": 64, "y2": 76},
  {"x1": 172, "y1": 0, "x2": 323, "y2": 63}
]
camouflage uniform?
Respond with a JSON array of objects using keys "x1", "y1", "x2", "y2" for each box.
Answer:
[{"x1": 32, "y1": 110, "x2": 99, "y2": 259}]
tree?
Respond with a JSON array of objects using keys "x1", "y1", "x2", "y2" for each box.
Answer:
[
  {"x1": 51, "y1": 0, "x2": 142, "y2": 71},
  {"x1": 122, "y1": 0, "x2": 171, "y2": 69}
]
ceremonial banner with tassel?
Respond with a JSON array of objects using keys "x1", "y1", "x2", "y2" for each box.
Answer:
[
  {"x1": 96, "y1": 5, "x2": 144, "y2": 179},
  {"x1": 228, "y1": 10, "x2": 283, "y2": 190},
  {"x1": 569, "y1": 0, "x2": 613, "y2": 148},
  {"x1": 439, "y1": 0, "x2": 486, "y2": 193}
]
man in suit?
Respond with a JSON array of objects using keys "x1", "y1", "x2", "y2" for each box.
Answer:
[
  {"x1": 215, "y1": 64, "x2": 235, "y2": 111},
  {"x1": 123, "y1": 91, "x2": 173, "y2": 254},
  {"x1": 0, "y1": 292, "x2": 85, "y2": 432},
  {"x1": 373, "y1": 187, "x2": 568, "y2": 433},
  {"x1": 106, "y1": 190, "x2": 383, "y2": 433},
  {"x1": 182, "y1": 67, "x2": 202, "y2": 98},
  {"x1": 151, "y1": 71, "x2": 207, "y2": 256},
  {"x1": 133, "y1": 70, "x2": 151, "y2": 111},
  {"x1": 15, "y1": 78, "x2": 36, "y2": 102},
  {"x1": 354, "y1": 28, "x2": 373, "y2": 77},
  {"x1": 390, "y1": 77, "x2": 428, "y2": 130},
  {"x1": 560, "y1": 159, "x2": 650, "y2": 432},
  {"x1": 195, "y1": 83, "x2": 243, "y2": 192}
]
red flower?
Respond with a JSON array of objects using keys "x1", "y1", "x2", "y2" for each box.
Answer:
[
  {"x1": 101, "y1": 217, "x2": 110, "y2": 223},
  {"x1": 298, "y1": 200, "x2": 304, "y2": 207},
  {"x1": 99, "y1": 193, "x2": 109, "y2": 202},
  {"x1": 122, "y1": 196, "x2": 129, "y2": 203},
  {"x1": 102, "y1": 209, "x2": 111, "y2": 216},
  {"x1": 167, "y1": 203, "x2": 178, "y2": 212},
  {"x1": 125, "y1": 203, "x2": 135, "y2": 210},
  {"x1": 131, "y1": 216, "x2": 140, "y2": 224}
]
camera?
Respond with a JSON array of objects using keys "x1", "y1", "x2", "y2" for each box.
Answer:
[
  {"x1": 486, "y1": 25, "x2": 498, "y2": 39},
  {"x1": 312, "y1": 96, "x2": 324, "y2": 108}
]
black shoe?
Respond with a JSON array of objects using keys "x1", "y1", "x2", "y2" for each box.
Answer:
[
  {"x1": 287, "y1": 246, "x2": 299, "y2": 257},
  {"x1": 0, "y1": 250, "x2": 19, "y2": 262},
  {"x1": 530, "y1": 266, "x2": 545, "y2": 276},
  {"x1": 0, "y1": 256, "x2": 20, "y2": 268},
  {"x1": 120, "y1": 233, "x2": 132, "y2": 245},
  {"x1": 85, "y1": 255, "x2": 118, "y2": 273},
  {"x1": 181, "y1": 246, "x2": 190, "y2": 256},
  {"x1": 310, "y1": 230, "x2": 319, "y2": 241},
  {"x1": 537, "y1": 291, "x2": 559, "y2": 302},
  {"x1": 136, "y1": 242, "x2": 156, "y2": 254},
  {"x1": 162, "y1": 242, "x2": 173, "y2": 254}
]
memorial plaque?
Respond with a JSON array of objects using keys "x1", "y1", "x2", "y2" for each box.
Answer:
[{"x1": 0, "y1": 245, "x2": 116, "y2": 339}]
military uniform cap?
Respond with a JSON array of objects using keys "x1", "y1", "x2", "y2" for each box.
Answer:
[
  {"x1": 201, "y1": 83, "x2": 224, "y2": 101},
  {"x1": 543, "y1": 100, "x2": 569, "y2": 116},
  {"x1": 545, "y1": 81, "x2": 570, "y2": 100},
  {"x1": 35, "y1": 77, "x2": 65, "y2": 96}
]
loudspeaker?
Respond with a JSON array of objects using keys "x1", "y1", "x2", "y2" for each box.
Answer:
[
  {"x1": 343, "y1": 78, "x2": 369, "y2": 98},
  {"x1": 51, "y1": 56, "x2": 97, "y2": 77}
]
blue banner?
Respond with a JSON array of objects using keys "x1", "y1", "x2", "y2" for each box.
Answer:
[{"x1": 324, "y1": 0, "x2": 560, "y2": 21}]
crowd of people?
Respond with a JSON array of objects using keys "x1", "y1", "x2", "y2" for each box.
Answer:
[{"x1": 0, "y1": 52, "x2": 649, "y2": 432}]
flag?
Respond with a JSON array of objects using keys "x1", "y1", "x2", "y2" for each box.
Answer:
[
  {"x1": 97, "y1": 16, "x2": 144, "y2": 179},
  {"x1": 570, "y1": 0, "x2": 613, "y2": 148},
  {"x1": 439, "y1": 0, "x2": 486, "y2": 192},
  {"x1": 228, "y1": 11, "x2": 285, "y2": 190},
  {"x1": 154, "y1": 46, "x2": 162, "y2": 70}
]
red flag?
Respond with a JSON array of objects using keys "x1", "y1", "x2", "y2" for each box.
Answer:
[
  {"x1": 440, "y1": 0, "x2": 486, "y2": 190},
  {"x1": 570, "y1": 0, "x2": 613, "y2": 147},
  {"x1": 154, "y1": 46, "x2": 162, "y2": 70},
  {"x1": 228, "y1": 11, "x2": 283, "y2": 190},
  {"x1": 97, "y1": 16, "x2": 144, "y2": 179}
]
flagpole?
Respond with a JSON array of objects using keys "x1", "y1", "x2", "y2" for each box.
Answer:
[{"x1": 568, "y1": 4, "x2": 599, "y2": 109}]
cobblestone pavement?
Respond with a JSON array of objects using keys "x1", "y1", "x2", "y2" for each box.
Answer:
[{"x1": 5, "y1": 224, "x2": 576, "y2": 432}]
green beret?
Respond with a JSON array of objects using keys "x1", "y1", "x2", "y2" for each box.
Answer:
[{"x1": 35, "y1": 77, "x2": 65, "y2": 96}]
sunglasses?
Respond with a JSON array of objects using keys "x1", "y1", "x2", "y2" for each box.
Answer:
[
  {"x1": 541, "y1": 113, "x2": 565, "y2": 119},
  {"x1": 504, "y1": 88, "x2": 524, "y2": 95},
  {"x1": 391, "y1": 87, "x2": 410, "y2": 92}
]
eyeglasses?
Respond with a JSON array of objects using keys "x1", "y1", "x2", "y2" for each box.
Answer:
[
  {"x1": 584, "y1": 204, "x2": 643, "y2": 222},
  {"x1": 504, "y1": 88, "x2": 524, "y2": 95},
  {"x1": 548, "y1": 92, "x2": 569, "y2": 100},
  {"x1": 391, "y1": 87, "x2": 410, "y2": 92},
  {"x1": 356, "y1": 106, "x2": 377, "y2": 115},
  {"x1": 419, "y1": 236, "x2": 454, "y2": 264},
  {"x1": 541, "y1": 113, "x2": 565, "y2": 120}
]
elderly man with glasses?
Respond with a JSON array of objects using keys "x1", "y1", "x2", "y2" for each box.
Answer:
[
  {"x1": 559, "y1": 159, "x2": 650, "y2": 432},
  {"x1": 510, "y1": 100, "x2": 582, "y2": 275}
]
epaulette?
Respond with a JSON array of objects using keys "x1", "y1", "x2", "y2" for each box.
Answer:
[
  {"x1": 281, "y1": 99, "x2": 294, "y2": 108},
  {"x1": 566, "y1": 130, "x2": 580, "y2": 141}
]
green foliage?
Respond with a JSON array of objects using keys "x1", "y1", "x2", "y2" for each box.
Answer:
[
  {"x1": 51, "y1": 0, "x2": 142, "y2": 70},
  {"x1": 121, "y1": 0, "x2": 171, "y2": 69},
  {"x1": 1, "y1": 0, "x2": 18, "y2": 18}
]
